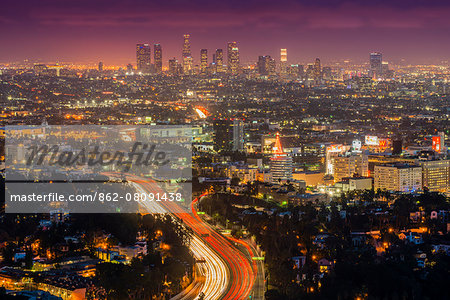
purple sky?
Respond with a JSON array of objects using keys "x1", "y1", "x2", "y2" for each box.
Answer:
[{"x1": 1, "y1": 0, "x2": 450, "y2": 65}]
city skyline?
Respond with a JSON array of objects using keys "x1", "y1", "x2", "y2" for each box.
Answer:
[
  {"x1": 1, "y1": 0, "x2": 450, "y2": 64},
  {"x1": 1, "y1": 1, "x2": 449, "y2": 299}
]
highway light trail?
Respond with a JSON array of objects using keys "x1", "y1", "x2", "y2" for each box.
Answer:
[
  {"x1": 124, "y1": 174, "x2": 231, "y2": 300},
  {"x1": 109, "y1": 173, "x2": 257, "y2": 299}
]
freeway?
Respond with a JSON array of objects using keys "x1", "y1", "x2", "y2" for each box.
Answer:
[
  {"x1": 103, "y1": 172, "x2": 226, "y2": 300},
  {"x1": 188, "y1": 196, "x2": 255, "y2": 300},
  {"x1": 125, "y1": 174, "x2": 257, "y2": 299},
  {"x1": 128, "y1": 176, "x2": 229, "y2": 300},
  {"x1": 104, "y1": 172, "x2": 258, "y2": 299},
  {"x1": 239, "y1": 240, "x2": 265, "y2": 300}
]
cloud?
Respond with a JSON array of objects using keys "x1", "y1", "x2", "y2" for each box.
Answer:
[{"x1": 24, "y1": 2, "x2": 450, "y2": 31}]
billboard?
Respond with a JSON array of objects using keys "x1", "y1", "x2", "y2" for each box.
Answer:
[
  {"x1": 432, "y1": 136, "x2": 441, "y2": 152},
  {"x1": 352, "y1": 140, "x2": 362, "y2": 151},
  {"x1": 365, "y1": 135, "x2": 379, "y2": 146},
  {"x1": 378, "y1": 139, "x2": 390, "y2": 148}
]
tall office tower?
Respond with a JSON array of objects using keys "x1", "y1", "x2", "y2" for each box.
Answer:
[
  {"x1": 98, "y1": 61, "x2": 103, "y2": 72},
  {"x1": 257, "y1": 55, "x2": 275, "y2": 76},
  {"x1": 257, "y1": 56, "x2": 266, "y2": 75},
  {"x1": 332, "y1": 153, "x2": 369, "y2": 182},
  {"x1": 382, "y1": 62, "x2": 389, "y2": 75},
  {"x1": 153, "y1": 44, "x2": 162, "y2": 74},
  {"x1": 288, "y1": 64, "x2": 304, "y2": 79},
  {"x1": 227, "y1": 42, "x2": 240, "y2": 75},
  {"x1": 200, "y1": 49, "x2": 208, "y2": 75},
  {"x1": 136, "y1": 43, "x2": 151, "y2": 73},
  {"x1": 280, "y1": 49, "x2": 287, "y2": 76},
  {"x1": 232, "y1": 119, "x2": 244, "y2": 151},
  {"x1": 370, "y1": 52, "x2": 383, "y2": 78},
  {"x1": 313, "y1": 58, "x2": 322, "y2": 80},
  {"x1": 215, "y1": 49, "x2": 224, "y2": 73},
  {"x1": 270, "y1": 132, "x2": 293, "y2": 183},
  {"x1": 182, "y1": 34, "x2": 191, "y2": 58},
  {"x1": 168, "y1": 58, "x2": 179, "y2": 75},
  {"x1": 419, "y1": 159, "x2": 450, "y2": 192},
  {"x1": 268, "y1": 58, "x2": 276, "y2": 76},
  {"x1": 213, "y1": 119, "x2": 244, "y2": 152},
  {"x1": 374, "y1": 164, "x2": 422, "y2": 192},
  {"x1": 182, "y1": 34, "x2": 193, "y2": 74}
]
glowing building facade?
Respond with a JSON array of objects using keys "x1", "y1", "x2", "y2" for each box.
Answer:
[
  {"x1": 136, "y1": 43, "x2": 151, "y2": 73},
  {"x1": 270, "y1": 132, "x2": 293, "y2": 183},
  {"x1": 227, "y1": 42, "x2": 240, "y2": 75},
  {"x1": 182, "y1": 34, "x2": 193, "y2": 74},
  {"x1": 153, "y1": 44, "x2": 162, "y2": 74}
]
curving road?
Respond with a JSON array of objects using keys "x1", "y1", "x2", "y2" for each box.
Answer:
[{"x1": 107, "y1": 173, "x2": 258, "y2": 299}]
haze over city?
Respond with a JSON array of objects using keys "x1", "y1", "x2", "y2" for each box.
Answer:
[{"x1": 1, "y1": 0, "x2": 450, "y2": 64}]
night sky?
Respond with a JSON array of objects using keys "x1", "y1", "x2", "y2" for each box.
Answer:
[{"x1": 1, "y1": 0, "x2": 450, "y2": 65}]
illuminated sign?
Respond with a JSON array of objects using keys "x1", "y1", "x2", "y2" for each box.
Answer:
[
  {"x1": 326, "y1": 145, "x2": 344, "y2": 153},
  {"x1": 352, "y1": 140, "x2": 362, "y2": 151},
  {"x1": 432, "y1": 136, "x2": 441, "y2": 152},
  {"x1": 365, "y1": 135, "x2": 379, "y2": 146},
  {"x1": 379, "y1": 139, "x2": 389, "y2": 148}
]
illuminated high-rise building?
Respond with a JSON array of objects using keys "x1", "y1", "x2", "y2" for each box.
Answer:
[
  {"x1": 136, "y1": 43, "x2": 151, "y2": 73},
  {"x1": 153, "y1": 44, "x2": 162, "y2": 74},
  {"x1": 268, "y1": 58, "x2": 276, "y2": 76},
  {"x1": 200, "y1": 49, "x2": 208, "y2": 75},
  {"x1": 280, "y1": 49, "x2": 287, "y2": 76},
  {"x1": 213, "y1": 119, "x2": 244, "y2": 152},
  {"x1": 270, "y1": 132, "x2": 293, "y2": 183},
  {"x1": 227, "y1": 42, "x2": 240, "y2": 75},
  {"x1": 382, "y1": 62, "x2": 389, "y2": 75},
  {"x1": 332, "y1": 153, "x2": 369, "y2": 182},
  {"x1": 98, "y1": 61, "x2": 103, "y2": 72},
  {"x1": 257, "y1": 55, "x2": 275, "y2": 76},
  {"x1": 257, "y1": 56, "x2": 266, "y2": 75},
  {"x1": 313, "y1": 58, "x2": 322, "y2": 80},
  {"x1": 370, "y1": 52, "x2": 383, "y2": 78},
  {"x1": 215, "y1": 49, "x2": 224, "y2": 73},
  {"x1": 374, "y1": 164, "x2": 422, "y2": 192},
  {"x1": 288, "y1": 64, "x2": 304, "y2": 79},
  {"x1": 182, "y1": 34, "x2": 193, "y2": 75},
  {"x1": 182, "y1": 34, "x2": 191, "y2": 58},
  {"x1": 168, "y1": 58, "x2": 179, "y2": 75},
  {"x1": 419, "y1": 159, "x2": 450, "y2": 192}
]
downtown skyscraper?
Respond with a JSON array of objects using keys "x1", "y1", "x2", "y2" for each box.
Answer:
[
  {"x1": 136, "y1": 43, "x2": 151, "y2": 73},
  {"x1": 370, "y1": 52, "x2": 383, "y2": 78},
  {"x1": 227, "y1": 42, "x2": 240, "y2": 75},
  {"x1": 154, "y1": 44, "x2": 162, "y2": 74},
  {"x1": 200, "y1": 49, "x2": 208, "y2": 75},
  {"x1": 215, "y1": 49, "x2": 224, "y2": 73},
  {"x1": 168, "y1": 58, "x2": 179, "y2": 75},
  {"x1": 314, "y1": 58, "x2": 322, "y2": 80},
  {"x1": 182, "y1": 34, "x2": 193, "y2": 75},
  {"x1": 258, "y1": 55, "x2": 276, "y2": 76},
  {"x1": 280, "y1": 49, "x2": 287, "y2": 76},
  {"x1": 213, "y1": 119, "x2": 244, "y2": 151}
]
